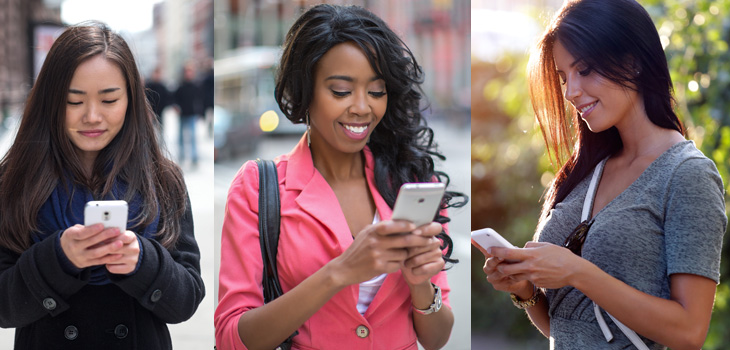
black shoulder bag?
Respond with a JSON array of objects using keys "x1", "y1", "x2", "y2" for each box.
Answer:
[{"x1": 256, "y1": 159, "x2": 297, "y2": 350}]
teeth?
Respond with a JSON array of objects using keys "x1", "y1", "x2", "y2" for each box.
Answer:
[
  {"x1": 344, "y1": 124, "x2": 367, "y2": 134},
  {"x1": 580, "y1": 101, "x2": 597, "y2": 114}
]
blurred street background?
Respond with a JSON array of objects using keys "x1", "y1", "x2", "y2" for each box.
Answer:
[
  {"x1": 0, "y1": 0, "x2": 215, "y2": 348},
  {"x1": 213, "y1": 0, "x2": 471, "y2": 349},
  {"x1": 471, "y1": 0, "x2": 730, "y2": 349}
]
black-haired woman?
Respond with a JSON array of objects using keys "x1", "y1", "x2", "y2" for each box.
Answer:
[
  {"x1": 216, "y1": 4, "x2": 466, "y2": 350},
  {"x1": 474, "y1": 0, "x2": 726, "y2": 349},
  {"x1": 0, "y1": 23, "x2": 204, "y2": 349}
]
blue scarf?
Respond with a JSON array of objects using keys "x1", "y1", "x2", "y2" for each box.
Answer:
[{"x1": 34, "y1": 176, "x2": 159, "y2": 285}]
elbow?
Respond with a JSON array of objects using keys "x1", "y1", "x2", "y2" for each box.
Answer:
[{"x1": 668, "y1": 327, "x2": 708, "y2": 350}]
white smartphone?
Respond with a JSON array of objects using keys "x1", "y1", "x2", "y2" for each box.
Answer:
[
  {"x1": 471, "y1": 228, "x2": 517, "y2": 250},
  {"x1": 84, "y1": 200, "x2": 128, "y2": 232},
  {"x1": 391, "y1": 182, "x2": 446, "y2": 227}
]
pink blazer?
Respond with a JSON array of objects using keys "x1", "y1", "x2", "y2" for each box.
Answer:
[{"x1": 215, "y1": 136, "x2": 450, "y2": 350}]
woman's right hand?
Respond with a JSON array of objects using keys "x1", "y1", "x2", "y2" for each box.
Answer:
[
  {"x1": 327, "y1": 220, "x2": 435, "y2": 287},
  {"x1": 60, "y1": 224, "x2": 125, "y2": 269},
  {"x1": 472, "y1": 239, "x2": 533, "y2": 297}
]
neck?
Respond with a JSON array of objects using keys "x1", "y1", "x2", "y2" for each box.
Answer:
[
  {"x1": 613, "y1": 102, "x2": 683, "y2": 162},
  {"x1": 78, "y1": 151, "x2": 97, "y2": 179},
  {"x1": 310, "y1": 140, "x2": 366, "y2": 184}
]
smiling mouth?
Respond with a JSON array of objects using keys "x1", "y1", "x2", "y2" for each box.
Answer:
[
  {"x1": 342, "y1": 124, "x2": 368, "y2": 134},
  {"x1": 78, "y1": 130, "x2": 106, "y2": 137},
  {"x1": 578, "y1": 101, "x2": 598, "y2": 114}
]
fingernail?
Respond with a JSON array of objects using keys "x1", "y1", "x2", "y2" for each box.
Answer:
[{"x1": 486, "y1": 247, "x2": 492, "y2": 255}]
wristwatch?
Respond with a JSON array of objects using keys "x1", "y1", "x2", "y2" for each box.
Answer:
[{"x1": 413, "y1": 283, "x2": 442, "y2": 315}]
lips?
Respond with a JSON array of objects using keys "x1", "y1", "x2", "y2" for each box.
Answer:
[
  {"x1": 78, "y1": 129, "x2": 106, "y2": 138},
  {"x1": 576, "y1": 101, "x2": 598, "y2": 117},
  {"x1": 340, "y1": 122, "x2": 370, "y2": 140}
]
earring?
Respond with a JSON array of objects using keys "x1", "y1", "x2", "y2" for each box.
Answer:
[{"x1": 305, "y1": 110, "x2": 311, "y2": 147}]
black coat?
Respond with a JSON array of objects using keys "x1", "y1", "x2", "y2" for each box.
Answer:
[{"x1": 0, "y1": 198, "x2": 204, "y2": 349}]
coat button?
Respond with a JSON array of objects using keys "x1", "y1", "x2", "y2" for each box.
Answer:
[
  {"x1": 114, "y1": 324, "x2": 129, "y2": 339},
  {"x1": 355, "y1": 325, "x2": 369, "y2": 338},
  {"x1": 42, "y1": 298, "x2": 57, "y2": 310},
  {"x1": 151, "y1": 289, "x2": 163, "y2": 302},
  {"x1": 64, "y1": 325, "x2": 78, "y2": 340}
]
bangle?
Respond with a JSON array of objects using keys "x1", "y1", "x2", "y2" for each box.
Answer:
[{"x1": 510, "y1": 285, "x2": 540, "y2": 309}]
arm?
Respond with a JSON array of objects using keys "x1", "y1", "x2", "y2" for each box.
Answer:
[
  {"x1": 215, "y1": 162, "x2": 436, "y2": 350},
  {"x1": 109, "y1": 194, "x2": 205, "y2": 323}
]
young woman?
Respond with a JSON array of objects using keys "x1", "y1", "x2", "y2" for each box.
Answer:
[
  {"x1": 0, "y1": 23, "x2": 204, "y2": 349},
  {"x1": 215, "y1": 4, "x2": 466, "y2": 350},
  {"x1": 474, "y1": 0, "x2": 726, "y2": 349}
]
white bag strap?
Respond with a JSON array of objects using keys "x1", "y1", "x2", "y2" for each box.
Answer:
[{"x1": 583, "y1": 158, "x2": 649, "y2": 350}]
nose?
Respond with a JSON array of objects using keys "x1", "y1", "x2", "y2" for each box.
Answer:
[
  {"x1": 83, "y1": 102, "x2": 103, "y2": 124},
  {"x1": 563, "y1": 74, "x2": 582, "y2": 104},
  {"x1": 349, "y1": 90, "x2": 370, "y2": 116}
]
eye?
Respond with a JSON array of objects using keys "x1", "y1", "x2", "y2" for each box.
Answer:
[
  {"x1": 67, "y1": 101, "x2": 82, "y2": 106},
  {"x1": 102, "y1": 99, "x2": 119, "y2": 104},
  {"x1": 578, "y1": 67, "x2": 593, "y2": 76},
  {"x1": 369, "y1": 91, "x2": 386, "y2": 98},
  {"x1": 332, "y1": 90, "x2": 350, "y2": 97}
]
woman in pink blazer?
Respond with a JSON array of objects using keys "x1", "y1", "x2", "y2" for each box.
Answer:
[{"x1": 215, "y1": 4, "x2": 467, "y2": 350}]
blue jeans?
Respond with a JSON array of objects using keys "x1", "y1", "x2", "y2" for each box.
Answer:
[{"x1": 179, "y1": 115, "x2": 198, "y2": 163}]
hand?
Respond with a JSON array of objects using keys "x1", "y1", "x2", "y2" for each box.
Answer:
[
  {"x1": 327, "y1": 220, "x2": 435, "y2": 287},
  {"x1": 472, "y1": 238, "x2": 531, "y2": 296},
  {"x1": 60, "y1": 224, "x2": 124, "y2": 269},
  {"x1": 401, "y1": 222, "x2": 445, "y2": 286},
  {"x1": 489, "y1": 241, "x2": 586, "y2": 289},
  {"x1": 105, "y1": 230, "x2": 141, "y2": 275}
]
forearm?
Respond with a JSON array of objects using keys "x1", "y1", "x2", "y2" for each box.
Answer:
[
  {"x1": 237, "y1": 263, "x2": 346, "y2": 350},
  {"x1": 514, "y1": 283, "x2": 550, "y2": 338},
  {"x1": 411, "y1": 282, "x2": 454, "y2": 350},
  {"x1": 573, "y1": 262, "x2": 713, "y2": 349}
]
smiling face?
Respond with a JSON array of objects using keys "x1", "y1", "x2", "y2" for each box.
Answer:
[
  {"x1": 308, "y1": 41, "x2": 387, "y2": 155},
  {"x1": 553, "y1": 40, "x2": 643, "y2": 133},
  {"x1": 65, "y1": 55, "x2": 128, "y2": 169}
]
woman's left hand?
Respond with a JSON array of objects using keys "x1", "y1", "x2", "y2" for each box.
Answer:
[
  {"x1": 489, "y1": 241, "x2": 586, "y2": 289},
  {"x1": 105, "y1": 230, "x2": 141, "y2": 275},
  {"x1": 400, "y1": 222, "x2": 445, "y2": 286}
]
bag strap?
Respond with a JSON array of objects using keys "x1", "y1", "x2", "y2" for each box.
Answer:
[
  {"x1": 256, "y1": 159, "x2": 297, "y2": 347},
  {"x1": 584, "y1": 158, "x2": 649, "y2": 350}
]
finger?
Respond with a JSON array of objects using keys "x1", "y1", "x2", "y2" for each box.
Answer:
[
  {"x1": 118, "y1": 231, "x2": 138, "y2": 245},
  {"x1": 411, "y1": 222, "x2": 442, "y2": 237},
  {"x1": 65, "y1": 223, "x2": 105, "y2": 241},
  {"x1": 374, "y1": 220, "x2": 416, "y2": 236},
  {"x1": 489, "y1": 247, "x2": 529, "y2": 262},
  {"x1": 471, "y1": 238, "x2": 491, "y2": 258},
  {"x1": 85, "y1": 228, "x2": 123, "y2": 248},
  {"x1": 409, "y1": 260, "x2": 445, "y2": 276},
  {"x1": 524, "y1": 241, "x2": 547, "y2": 248},
  {"x1": 404, "y1": 249, "x2": 442, "y2": 268},
  {"x1": 497, "y1": 261, "x2": 529, "y2": 276},
  {"x1": 86, "y1": 239, "x2": 125, "y2": 259},
  {"x1": 387, "y1": 234, "x2": 432, "y2": 249}
]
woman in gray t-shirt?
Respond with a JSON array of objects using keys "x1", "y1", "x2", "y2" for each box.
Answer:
[{"x1": 474, "y1": 0, "x2": 727, "y2": 349}]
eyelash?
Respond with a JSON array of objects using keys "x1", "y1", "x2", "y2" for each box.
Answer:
[
  {"x1": 66, "y1": 99, "x2": 118, "y2": 105},
  {"x1": 559, "y1": 67, "x2": 593, "y2": 85},
  {"x1": 331, "y1": 90, "x2": 387, "y2": 98}
]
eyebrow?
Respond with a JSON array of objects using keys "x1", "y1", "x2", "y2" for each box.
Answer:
[
  {"x1": 555, "y1": 59, "x2": 582, "y2": 72},
  {"x1": 68, "y1": 87, "x2": 122, "y2": 95},
  {"x1": 325, "y1": 75, "x2": 383, "y2": 82}
]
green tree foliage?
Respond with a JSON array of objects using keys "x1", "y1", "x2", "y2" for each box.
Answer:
[{"x1": 471, "y1": 1, "x2": 730, "y2": 347}]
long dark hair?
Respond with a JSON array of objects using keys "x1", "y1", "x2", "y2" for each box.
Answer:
[
  {"x1": 528, "y1": 0, "x2": 684, "y2": 223},
  {"x1": 275, "y1": 4, "x2": 467, "y2": 263},
  {"x1": 0, "y1": 22, "x2": 188, "y2": 253}
]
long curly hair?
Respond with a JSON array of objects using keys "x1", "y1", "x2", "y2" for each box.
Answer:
[
  {"x1": 275, "y1": 4, "x2": 467, "y2": 264},
  {"x1": 0, "y1": 22, "x2": 188, "y2": 253},
  {"x1": 528, "y1": 0, "x2": 683, "y2": 224}
]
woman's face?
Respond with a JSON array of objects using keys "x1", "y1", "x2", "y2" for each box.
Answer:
[
  {"x1": 553, "y1": 40, "x2": 643, "y2": 133},
  {"x1": 65, "y1": 55, "x2": 127, "y2": 165},
  {"x1": 308, "y1": 41, "x2": 387, "y2": 155}
]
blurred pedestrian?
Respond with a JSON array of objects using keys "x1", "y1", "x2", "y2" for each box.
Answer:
[
  {"x1": 173, "y1": 62, "x2": 202, "y2": 166},
  {"x1": 0, "y1": 22, "x2": 204, "y2": 349},
  {"x1": 145, "y1": 65, "x2": 171, "y2": 127},
  {"x1": 215, "y1": 4, "x2": 467, "y2": 350},
  {"x1": 474, "y1": 1, "x2": 726, "y2": 349},
  {"x1": 200, "y1": 57, "x2": 214, "y2": 138}
]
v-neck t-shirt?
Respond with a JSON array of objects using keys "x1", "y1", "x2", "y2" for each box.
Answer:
[{"x1": 536, "y1": 140, "x2": 727, "y2": 350}]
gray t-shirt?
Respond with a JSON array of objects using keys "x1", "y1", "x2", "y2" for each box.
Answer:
[{"x1": 537, "y1": 140, "x2": 727, "y2": 349}]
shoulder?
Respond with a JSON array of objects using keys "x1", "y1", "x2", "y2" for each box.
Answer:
[{"x1": 662, "y1": 141, "x2": 723, "y2": 192}]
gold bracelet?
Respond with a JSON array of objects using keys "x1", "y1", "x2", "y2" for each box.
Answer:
[{"x1": 510, "y1": 285, "x2": 540, "y2": 309}]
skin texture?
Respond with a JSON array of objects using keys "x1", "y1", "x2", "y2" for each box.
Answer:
[
  {"x1": 472, "y1": 39, "x2": 716, "y2": 350},
  {"x1": 65, "y1": 55, "x2": 127, "y2": 175},
  {"x1": 61, "y1": 55, "x2": 140, "y2": 275},
  {"x1": 238, "y1": 42, "x2": 453, "y2": 350}
]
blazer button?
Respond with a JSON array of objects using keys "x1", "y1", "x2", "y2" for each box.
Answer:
[
  {"x1": 42, "y1": 298, "x2": 57, "y2": 310},
  {"x1": 114, "y1": 324, "x2": 129, "y2": 339},
  {"x1": 355, "y1": 325, "x2": 369, "y2": 338},
  {"x1": 151, "y1": 289, "x2": 163, "y2": 302},
  {"x1": 64, "y1": 325, "x2": 78, "y2": 340}
]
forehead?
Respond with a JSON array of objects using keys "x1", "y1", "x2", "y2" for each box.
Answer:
[
  {"x1": 315, "y1": 42, "x2": 378, "y2": 79},
  {"x1": 69, "y1": 55, "x2": 126, "y2": 89},
  {"x1": 552, "y1": 40, "x2": 578, "y2": 70}
]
